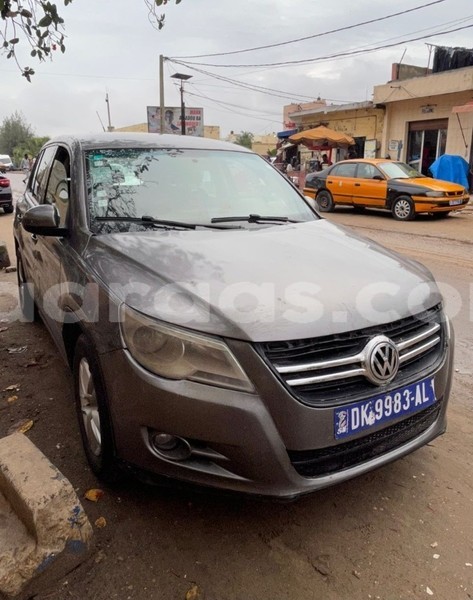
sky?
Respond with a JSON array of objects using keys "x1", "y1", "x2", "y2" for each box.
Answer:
[{"x1": 1, "y1": 0, "x2": 473, "y2": 139}]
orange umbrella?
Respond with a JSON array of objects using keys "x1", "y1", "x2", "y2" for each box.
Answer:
[{"x1": 289, "y1": 126, "x2": 355, "y2": 147}]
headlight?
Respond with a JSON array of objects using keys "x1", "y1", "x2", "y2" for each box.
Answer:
[
  {"x1": 425, "y1": 191, "x2": 445, "y2": 198},
  {"x1": 120, "y1": 305, "x2": 254, "y2": 393}
]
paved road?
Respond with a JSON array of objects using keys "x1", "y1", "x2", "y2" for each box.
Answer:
[{"x1": 0, "y1": 173, "x2": 472, "y2": 600}]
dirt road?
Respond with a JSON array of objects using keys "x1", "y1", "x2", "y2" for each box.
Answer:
[{"x1": 0, "y1": 173, "x2": 472, "y2": 600}]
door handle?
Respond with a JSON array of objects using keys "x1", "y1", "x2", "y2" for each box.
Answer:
[
  {"x1": 354, "y1": 183, "x2": 361, "y2": 186},
  {"x1": 327, "y1": 180, "x2": 333, "y2": 184}
]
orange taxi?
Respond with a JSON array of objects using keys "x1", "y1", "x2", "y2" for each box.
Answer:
[{"x1": 304, "y1": 158, "x2": 470, "y2": 220}]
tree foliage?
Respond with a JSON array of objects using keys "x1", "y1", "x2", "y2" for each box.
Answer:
[
  {"x1": 14, "y1": 135, "x2": 49, "y2": 164},
  {"x1": 1, "y1": 0, "x2": 181, "y2": 80},
  {"x1": 0, "y1": 111, "x2": 34, "y2": 155},
  {"x1": 235, "y1": 131, "x2": 254, "y2": 150}
]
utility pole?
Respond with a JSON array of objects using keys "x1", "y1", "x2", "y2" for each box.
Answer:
[
  {"x1": 170, "y1": 72, "x2": 192, "y2": 135},
  {"x1": 159, "y1": 54, "x2": 165, "y2": 134},
  {"x1": 105, "y1": 93, "x2": 114, "y2": 132}
]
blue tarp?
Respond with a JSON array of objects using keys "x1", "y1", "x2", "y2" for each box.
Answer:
[
  {"x1": 277, "y1": 129, "x2": 298, "y2": 139},
  {"x1": 429, "y1": 154, "x2": 469, "y2": 189}
]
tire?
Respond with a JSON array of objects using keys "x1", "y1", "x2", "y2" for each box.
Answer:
[
  {"x1": 73, "y1": 334, "x2": 121, "y2": 482},
  {"x1": 16, "y1": 251, "x2": 39, "y2": 322},
  {"x1": 316, "y1": 190, "x2": 334, "y2": 213},
  {"x1": 391, "y1": 196, "x2": 415, "y2": 221},
  {"x1": 431, "y1": 211, "x2": 450, "y2": 219},
  {"x1": 3, "y1": 204, "x2": 13, "y2": 214}
]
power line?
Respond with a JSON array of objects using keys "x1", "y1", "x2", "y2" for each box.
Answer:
[
  {"x1": 171, "y1": 0, "x2": 446, "y2": 59},
  {"x1": 172, "y1": 23, "x2": 473, "y2": 69}
]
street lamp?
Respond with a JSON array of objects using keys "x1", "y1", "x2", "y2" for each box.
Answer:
[{"x1": 171, "y1": 72, "x2": 192, "y2": 135}]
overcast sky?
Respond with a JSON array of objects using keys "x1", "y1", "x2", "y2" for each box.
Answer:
[{"x1": 2, "y1": 0, "x2": 472, "y2": 139}]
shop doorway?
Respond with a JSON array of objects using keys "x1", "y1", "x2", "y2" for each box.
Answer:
[{"x1": 406, "y1": 119, "x2": 447, "y2": 175}]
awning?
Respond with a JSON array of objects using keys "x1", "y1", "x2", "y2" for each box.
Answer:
[
  {"x1": 452, "y1": 100, "x2": 473, "y2": 113},
  {"x1": 276, "y1": 142, "x2": 295, "y2": 155},
  {"x1": 289, "y1": 125, "x2": 354, "y2": 147},
  {"x1": 277, "y1": 128, "x2": 298, "y2": 139}
]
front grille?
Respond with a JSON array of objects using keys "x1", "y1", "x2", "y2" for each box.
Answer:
[
  {"x1": 288, "y1": 401, "x2": 442, "y2": 477},
  {"x1": 257, "y1": 304, "x2": 445, "y2": 407}
]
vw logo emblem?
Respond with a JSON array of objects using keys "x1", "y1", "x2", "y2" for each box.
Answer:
[{"x1": 364, "y1": 336, "x2": 400, "y2": 385}]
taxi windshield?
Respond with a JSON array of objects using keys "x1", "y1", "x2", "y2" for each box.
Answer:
[{"x1": 379, "y1": 162, "x2": 423, "y2": 180}]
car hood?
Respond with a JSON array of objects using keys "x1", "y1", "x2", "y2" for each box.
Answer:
[
  {"x1": 85, "y1": 220, "x2": 441, "y2": 342},
  {"x1": 395, "y1": 177, "x2": 465, "y2": 192}
]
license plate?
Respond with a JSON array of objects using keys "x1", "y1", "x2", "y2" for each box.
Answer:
[
  {"x1": 449, "y1": 199, "x2": 463, "y2": 206},
  {"x1": 334, "y1": 377, "x2": 436, "y2": 440}
]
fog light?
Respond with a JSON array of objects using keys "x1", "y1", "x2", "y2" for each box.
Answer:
[{"x1": 150, "y1": 431, "x2": 192, "y2": 461}]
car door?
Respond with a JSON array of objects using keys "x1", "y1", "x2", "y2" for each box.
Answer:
[
  {"x1": 17, "y1": 145, "x2": 73, "y2": 345},
  {"x1": 353, "y1": 163, "x2": 388, "y2": 208},
  {"x1": 325, "y1": 162, "x2": 357, "y2": 205},
  {"x1": 16, "y1": 145, "x2": 57, "y2": 297}
]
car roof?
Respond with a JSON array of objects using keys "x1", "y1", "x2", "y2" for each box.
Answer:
[
  {"x1": 334, "y1": 158, "x2": 396, "y2": 165},
  {"x1": 46, "y1": 132, "x2": 253, "y2": 153}
]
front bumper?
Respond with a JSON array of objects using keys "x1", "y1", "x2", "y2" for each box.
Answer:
[
  {"x1": 411, "y1": 194, "x2": 470, "y2": 213},
  {"x1": 99, "y1": 327, "x2": 454, "y2": 500}
]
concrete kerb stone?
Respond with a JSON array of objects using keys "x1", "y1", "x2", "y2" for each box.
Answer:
[{"x1": 0, "y1": 433, "x2": 93, "y2": 599}]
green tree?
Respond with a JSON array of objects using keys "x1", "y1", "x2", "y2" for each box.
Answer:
[
  {"x1": 235, "y1": 131, "x2": 254, "y2": 150},
  {"x1": 0, "y1": 111, "x2": 34, "y2": 156},
  {"x1": 0, "y1": 0, "x2": 181, "y2": 80},
  {"x1": 14, "y1": 135, "x2": 49, "y2": 164}
]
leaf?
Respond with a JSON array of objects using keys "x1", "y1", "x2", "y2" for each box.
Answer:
[
  {"x1": 38, "y1": 15, "x2": 52, "y2": 27},
  {"x1": 95, "y1": 516, "x2": 107, "y2": 528},
  {"x1": 9, "y1": 38, "x2": 19, "y2": 45},
  {"x1": 17, "y1": 419, "x2": 34, "y2": 434},
  {"x1": 84, "y1": 488, "x2": 105, "y2": 502}
]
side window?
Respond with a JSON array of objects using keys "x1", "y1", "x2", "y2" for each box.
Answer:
[
  {"x1": 357, "y1": 163, "x2": 383, "y2": 179},
  {"x1": 30, "y1": 146, "x2": 57, "y2": 202},
  {"x1": 44, "y1": 147, "x2": 71, "y2": 227},
  {"x1": 331, "y1": 163, "x2": 357, "y2": 177}
]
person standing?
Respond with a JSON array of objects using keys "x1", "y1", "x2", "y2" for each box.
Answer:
[{"x1": 20, "y1": 153, "x2": 30, "y2": 183}]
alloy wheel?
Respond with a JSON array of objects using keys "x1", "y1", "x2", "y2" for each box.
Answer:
[{"x1": 78, "y1": 358, "x2": 102, "y2": 456}]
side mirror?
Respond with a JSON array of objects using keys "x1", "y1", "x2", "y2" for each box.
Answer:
[{"x1": 22, "y1": 204, "x2": 67, "y2": 236}]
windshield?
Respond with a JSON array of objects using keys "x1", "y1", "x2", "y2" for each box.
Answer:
[
  {"x1": 85, "y1": 148, "x2": 316, "y2": 234},
  {"x1": 379, "y1": 161, "x2": 423, "y2": 180}
]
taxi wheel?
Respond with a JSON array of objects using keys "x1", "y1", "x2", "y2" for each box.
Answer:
[
  {"x1": 316, "y1": 190, "x2": 334, "y2": 212},
  {"x1": 391, "y1": 196, "x2": 415, "y2": 221},
  {"x1": 73, "y1": 334, "x2": 122, "y2": 482}
]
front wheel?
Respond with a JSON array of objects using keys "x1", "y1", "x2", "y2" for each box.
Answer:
[
  {"x1": 391, "y1": 196, "x2": 415, "y2": 221},
  {"x1": 316, "y1": 190, "x2": 334, "y2": 213},
  {"x1": 73, "y1": 334, "x2": 121, "y2": 482}
]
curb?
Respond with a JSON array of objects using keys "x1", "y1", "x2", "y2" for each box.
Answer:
[{"x1": 0, "y1": 433, "x2": 93, "y2": 599}]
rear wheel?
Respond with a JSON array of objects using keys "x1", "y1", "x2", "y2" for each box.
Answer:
[
  {"x1": 16, "y1": 251, "x2": 39, "y2": 322},
  {"x1": 73, "y1": 334, "x2": 121, "y2": 482},
  {"x1": 316, "y1": 190, "x2": 334, "y2": 213},
  {"x1": 391, "y1": 196, "x2": 415, "y2": 221},
  {"x1": 3, "y1": 204, "x2": 13, "y2": 214}
]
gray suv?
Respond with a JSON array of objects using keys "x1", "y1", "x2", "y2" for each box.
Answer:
[{"x1": 13, "y1": 133, "x2": 453, "y2": 499}]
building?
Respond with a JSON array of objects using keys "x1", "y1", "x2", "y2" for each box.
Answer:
[
  {"x1": 285, "y1": 101, "x2": 385, "y2": 170},
  {"x1": 373, "y1": 53, "x2": 473, "y2": 174},
  {"x1": 252, "y1": 134, "x2": 278, "y2": 156},
  {"x1": 114, "y1": 123, "x2": 221, "y2": 140}
]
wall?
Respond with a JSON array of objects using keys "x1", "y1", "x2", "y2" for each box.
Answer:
[
  {"x1": 252, "y1": 134, "x2": 278, "y2": 156},
  {"x1": 381, "y1": 92, "x2": 473, "y2": 160}
]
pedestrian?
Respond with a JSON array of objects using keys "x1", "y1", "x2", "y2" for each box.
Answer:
[{"x1": 20, "y1": 153, "x2": 30, "y2": 183}]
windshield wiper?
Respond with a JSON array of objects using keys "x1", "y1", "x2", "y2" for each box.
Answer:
[
  {"x1": 211, "y1": 214, "x2": 301, "y2": 224},
  {"x1": 94, "y1": 216, "x2": 241, "y2": 230}
]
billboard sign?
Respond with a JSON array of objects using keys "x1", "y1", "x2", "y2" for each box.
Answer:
[{"x1": 147, "y1": 106, "x2": 204, "y2": 136}]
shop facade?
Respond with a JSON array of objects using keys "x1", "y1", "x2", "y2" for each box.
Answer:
[{"x1": 373, "y1": 66, "x2": 473, "y2": 176}]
